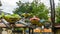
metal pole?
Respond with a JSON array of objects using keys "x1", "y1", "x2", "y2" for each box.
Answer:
[{"x1": 50, "y1": 0, "x2": 55, "y2": 34}]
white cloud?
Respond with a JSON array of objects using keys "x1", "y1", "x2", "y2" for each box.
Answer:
[
  {"x1": 41, "y1": 0, "x2": 50, "y2": 7},
  {"x1": 1, "y1": 0, "x2": 19, "y2": 14},
  {"x1": 0, "y1": 0, "x2": 59, "y2": 14}
]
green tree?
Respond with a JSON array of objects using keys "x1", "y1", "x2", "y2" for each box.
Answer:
[
  {"x1": 13, "y1": 0, "x2": 49, "y2": 20},
  {"x1": 55, "y1": 0, "x2": 60, "y2": 23},
  {"x1": 55, "y1": 6, "x2": 60, "y2": 23}
]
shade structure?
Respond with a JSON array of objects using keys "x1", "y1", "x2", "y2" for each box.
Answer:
[
  {"x1": 30, "y1": 16, "x2": 40, "y2": 25},
  {"x1": 30, "y1": 16, "x2": 40, "y2": 21},
  {"x1": 30, "y1": 17, "x2": 40, "y2": 21},
  {"x1": 22, "y1": 13, "x2": 31, "y2": 18},
  {"x1": 3, "y1": 14, "x2": 21, "y2": 24},
  {"x1": 4, "y1": 18, "x2": 20, "y2": 24},
  {"x1": 0, "y1": 23, "x2": 25, "y2": 28}
]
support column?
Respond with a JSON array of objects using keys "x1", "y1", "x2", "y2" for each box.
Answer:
[
  {"x1": 31, "y1": 28, "x2": 34, "y2": 34},
  {"x1": 0, "y1": 28, "x2": 2, "y2": 34},
  {"x1": 29, "y1": 28, "x2": 31, "y2": 34}
]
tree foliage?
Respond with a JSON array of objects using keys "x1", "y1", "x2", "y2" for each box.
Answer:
[
  {"x1": 55, "y1": 0, "x2": 60, "y2": 23},
  {"x1": 13, "y1": 0, "x2": 49, "y2": 20},
  {"x1": 55, "y1": 6, "x2": 60, "y2": 23}
]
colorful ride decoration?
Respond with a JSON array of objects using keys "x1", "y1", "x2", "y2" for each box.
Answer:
[
  {"x1": 30, "y1": 16, "x2": 43, "y2": 26},
  {"x1": 22, "y1": 13, "x2": 31, "y2": 18},
  {"x1": 4, "y1": 14, "x2": 21, "y2": 24}
]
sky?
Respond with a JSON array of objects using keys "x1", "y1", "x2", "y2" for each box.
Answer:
[{"x1": 0, "y1": 0, "x2": 59, "y2": 14}]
